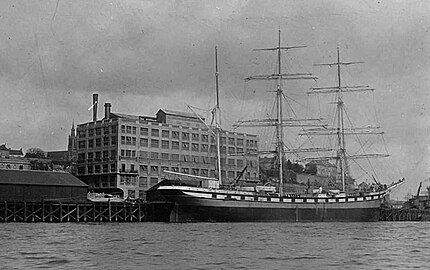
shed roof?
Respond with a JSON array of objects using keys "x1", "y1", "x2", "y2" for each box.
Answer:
[{"x1": 0, "y1": 169, "x2": 88, "y2": 187}]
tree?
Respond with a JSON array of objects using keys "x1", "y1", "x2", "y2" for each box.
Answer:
[{"x1": 25, "y1": 148, "x2": 47, "y2": 158}]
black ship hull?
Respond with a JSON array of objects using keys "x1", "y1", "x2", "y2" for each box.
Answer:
[{"x1": 158, "y1": 186, "x2": 383, "y2": 222}]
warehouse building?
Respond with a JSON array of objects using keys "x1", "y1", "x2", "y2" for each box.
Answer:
[{"x1": 75, "y1": 94, "x2": 259, "y2": 199}]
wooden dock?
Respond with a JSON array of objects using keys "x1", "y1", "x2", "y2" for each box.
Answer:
[
  {"x1": 0, "y1": 201, "x2": 173, "y2": 223},
  {"x1": 379, "y1": 208, "x2": 430, "y2": 221}
]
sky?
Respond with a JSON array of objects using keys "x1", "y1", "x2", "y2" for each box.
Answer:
[{"x1": 0, "y1": 0, "x2": 429, "y2": 198}]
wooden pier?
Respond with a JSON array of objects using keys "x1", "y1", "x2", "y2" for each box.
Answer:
[
  {"x1": 379, "y1": 208, "x2": 430, "y2": 221},
  {"x1": 0, "y1": 201, "x2": 173, "y2": 223}
]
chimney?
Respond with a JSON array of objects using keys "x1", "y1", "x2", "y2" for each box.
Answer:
[
  {"x1": 92, "y1": 93, "x2": 98, "y2": 122},
  {"x1": 104, "y1": 103, "x2": 112, "y2": 119}
]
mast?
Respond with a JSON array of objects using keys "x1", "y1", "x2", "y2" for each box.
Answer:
[
  {"x1": 276, "y1": 29, "x2": 285, "y2": 197},
  {"x1": 306, "y1": 47, "x2": 388, "y2": 192},
  {"x1": 215, "y1": 46, "x2": 222, "y2": 185},
  {"x1": 241, "y1": 28, "x2": 316, "y2": 197}
]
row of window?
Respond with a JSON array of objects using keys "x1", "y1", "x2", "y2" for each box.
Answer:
[
  {"x1": 136, "y1": 151, "x2": 257, "y2": 167},
  {"x1": 126, "y1": 137, "x2": 256, "y2": 153},
  {"x1": 78, "y1": 136, "x2": 117, "y2": 149},
  {"x1": 78, "y1": 126, "x2": 117, "y2": 138},
  {"x1": 87, "y1": 175, "x2": 117, "y2": 188},
  {"x1": 77, "y1": 150, "x2": 117, "y2": 163},
  {"x1": 77, "y1": 163, "x2": 116, "y2": 175},
  {"x1": 122, "y1": 125, "x2": 258, "y2": 146}
]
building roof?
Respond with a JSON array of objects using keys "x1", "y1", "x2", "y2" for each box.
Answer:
[
  {"x1": 158, "y1": 109, "x2": 204, "y2": 120},
  {"x1": 0, "y1": 145, "x2": 9, "y2": 151},
  {"x1": 109, "y1": 112, "x2": 141, "y2": 121},
  {"x1": 0, "y1": 169, "x2": 88, "y2": 187},
  {"x1": 306, "y1": 160, "x2": 336, "y2": 168}
]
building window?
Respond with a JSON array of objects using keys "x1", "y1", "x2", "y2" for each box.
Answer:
[
  {"x1": 110, "y1": 163, "x2": 116, "y2": 172},
  {"x1": 182, "y1": 132, "x2": 189, "y2": 140},
  {"x1": 121, "y1": 149, "x2": 125, "y2": 157},
  {"x1": 96, "y1": 128, "x2": 101, "y2": 136},
  {"x1": 172, "y1": 131, "x2": 179, "y2": 139},
  {"x1": 140, "y1": 138, "x2": 148, "y2": 147},
  {"x1": 202, "y1": 156, "x2": 208, "y2": 164},
  {"x1": 111, "y1": 125, "x2": 117, "y2": 134},
  {"x1": 126, "y1": 126, "x2": 132, "y2": 134},
  {"x1": 201, "y1": 169, "x2": 208, "y2": 176},
  {"x1": 126, "y1": 136, "x2": 132, "y2": 145},
  {"x1": 103, "y1": 127, "x2": 109, "y2": 135},
  {"x1": 237, "y1": 139, "x2": 243, "y2": 146},
  {"x1": 88, "y1": 152, "x2": 93, "y2": 161},
  {"x1": 121, "y1": 136, "x2": 126, "y2": 145},
  {"x1": 161, "y1": 166, "x2": 169, "y2": 172},
  {"x1": 77, "y1": 153, "x2": 85, "y2": 162},
  {"x1": 172, "y1": 141, "x2": 179, "y2": 150},
  {"x1": 126, "y1": 150, "x2": 131, "y2": 157},
  {"x1": 150, "y1": 139, "x2": 159, "y2": 148},
  {"x1": 202, "y1": 134, "x2": 208, "y2": 142},
  {"x1": 103, "y1": 164, "x2": 108, "y2": 173},
  {"x1": 237, "y1": 147, "x2": 244, "y2": 153},
  {"x1": 192, "y1": 156, "x2": 199, "y2": 163},
  {"x1": 192, "y1": 168, "x2": 199, "y2": 175},
  {"x1": 88, "y1": 129, "x2": 94, "y2": 137},
  {"x1": 103, "y1": 150, "x2": 109, "y2": 159},
  {"x1": 103, "y1": 137, "x2": 109, "y2": 146},
  {"x1": 132, "y1": 126, "x2": 137, "y2": 135},
  {"x1": 191, "y1": 143, "x2": 199, "y2": 151},
  {"x1": 201, "y1": 144, "x2": 208, "y2": 152},
  {"x1": 172, "y1": 167, "x2": 179, "y2": 172},
  {"x1": 140, "y1": 165, "x2": 148, "y2": 173},
  {"x1": 151, "y1": 166, "x2": 158, "y2": 174},
  {"x1": 228, "y1": 147, "x2": 235, "y2": 154},
  {"x1": 140, "y1": 127, "x2": 148, "y2": 136},
  {"x1": 95, "y1": 165, "x2": 101, "y2": 173},
  {"x1": 121, "y1": 125, "x2": 126, "y2": 133},
  {"x1": 182, "y1": 142, "x2": 189, "y2": 150},
  {"x1": 110, "y1": 175, "x2": 116, "y2": 186},
  {"x1": 192, "y1": 133, "x2": 199, "y2": 141},
  {"x1": 78, "y1": 130, "x2": 86, "y2": 138},
  {"x1": 139, "y1": 177, "x2": 147, "y2": 188},
  {"x1": 182, "y1": 155, "x2": 189, "y2": 162},
  {"x1": 161, "y1": 140, "x2": 169, "y2": 149},
  {"x1": 161, "y1": 153, "x2": 169, "y2": 160},
  {"x1": 237, "y1": 159, "x2": 244, "y2": 167},
  {"x1": 139, "y1": 151, "x2": 148, "y2": 158},
  {"x1": 121, "y1": 164, "x2": 126, "y2": 172},
  {"x1": 181, "y1": 168, "x2": 189, "y2": 174},
  {"x1": 111, "y1": 150, "x2": 116, "y2": 160},
  {"x1": 77, "y1": 166, "x2": 85, "y2": 175},
  {"x1": 220, "y1": 137, "x2": 226, "y2": 144},
  {"x1": 88, "y1": 139, "x2": 94, "y2": 148},
  {"x1": 162, "y1": 130, "x2": 169, "y2": 138},
  {"x1": 150, "y1": 152, "x2": 159, "y2": 159},
  {"x1": 150, "y1": 177, "x2": 158, "y2": 186},
  {"x1": 87, "y1": 165, "x2": 93, "y2": 174},
  {"x1": 132, "y1": 150, "x2": 136, "y2": 157},
  {"x1": 95, "y1": 138, "x2": 101, "y2": 147},
  {"x1": 111, "y1": 136, "x2": 117, "y2": 145},
  {"x1": 228, "y1": 171, "x2": 235, "y2": 179},
  {"x1": 228, "y1": 138, "x2": 235, "y2": 145},
  {"x1": 171, "y1": 154, "x2": 179, "y2": 160},
  {"x1": 151, "y1": 129, "x2": 159, "y2": 137},
  {"x1": 95, "y1": 151, "x2": 101, "y2": 161},
  {"x1": 228, "y1": 159, "x2": 235, "y2": 166}
]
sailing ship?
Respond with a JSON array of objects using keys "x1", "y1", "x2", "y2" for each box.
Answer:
[{"x1": 158, "y1": 30, "x2": 404, "y2": 222}]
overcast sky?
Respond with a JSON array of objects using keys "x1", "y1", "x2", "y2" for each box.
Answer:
[{"x1": 0, "y1": 0, "x2": 428, "y2": 198}]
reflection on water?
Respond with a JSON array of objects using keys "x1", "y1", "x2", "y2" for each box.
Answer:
[{"x1": 1, "y1": 222, "x2": 429, "y2": 269}]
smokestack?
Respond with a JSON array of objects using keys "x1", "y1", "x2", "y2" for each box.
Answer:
[
  {"x1": 92, "y1": 93, "x2": 98, "y2": 122},
  {"x1": 104, "y1": 103, "x2": 111, "y2": 120}
]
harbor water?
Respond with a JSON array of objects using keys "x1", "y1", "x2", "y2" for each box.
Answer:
[{"x1": 1, "y1": 222, "x2": 429, "y2": 270}]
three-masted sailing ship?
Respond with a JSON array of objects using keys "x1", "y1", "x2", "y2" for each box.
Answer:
[{"x1": 158, "y1": 30, "x2": 404, "y2": 222}]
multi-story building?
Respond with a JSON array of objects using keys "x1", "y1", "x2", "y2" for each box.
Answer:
[{"x1": 75, "y1": 100, "x2": 259, "y2": 199}]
